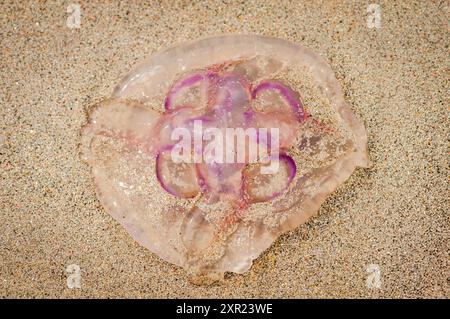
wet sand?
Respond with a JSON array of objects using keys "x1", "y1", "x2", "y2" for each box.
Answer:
[{"x1": 0, "y1": 1, "x2": 448, "y2": 298}]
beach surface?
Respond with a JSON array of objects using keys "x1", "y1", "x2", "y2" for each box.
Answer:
[{"x1": 1, "y1": 0, "x2": 448, "y2": 298}]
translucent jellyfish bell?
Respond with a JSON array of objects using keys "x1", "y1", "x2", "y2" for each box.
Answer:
[{"x1": 81, "y1": 35, "x2": 369, "y2": 283}]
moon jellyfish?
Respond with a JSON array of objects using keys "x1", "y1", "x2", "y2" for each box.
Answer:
[{"x1": 81, "y1": 35, "x2": 369, "y2": 283}]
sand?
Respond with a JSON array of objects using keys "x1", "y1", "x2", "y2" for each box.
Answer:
[{"x1": 0, "y1": 0, "x2": 448, "y2": 298}]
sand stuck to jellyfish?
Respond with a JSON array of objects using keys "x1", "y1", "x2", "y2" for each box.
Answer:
[{"x1": 80, "y1": 35, "x2": 369, "y2": 283}]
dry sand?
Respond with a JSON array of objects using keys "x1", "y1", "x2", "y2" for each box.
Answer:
[{"x1": 0, "y1": 1, "x2": 448, "y2": 298}]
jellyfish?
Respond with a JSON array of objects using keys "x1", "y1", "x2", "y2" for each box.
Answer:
[{"x1": 81, "y1": 35, "x2": 369, "y2": 283}]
